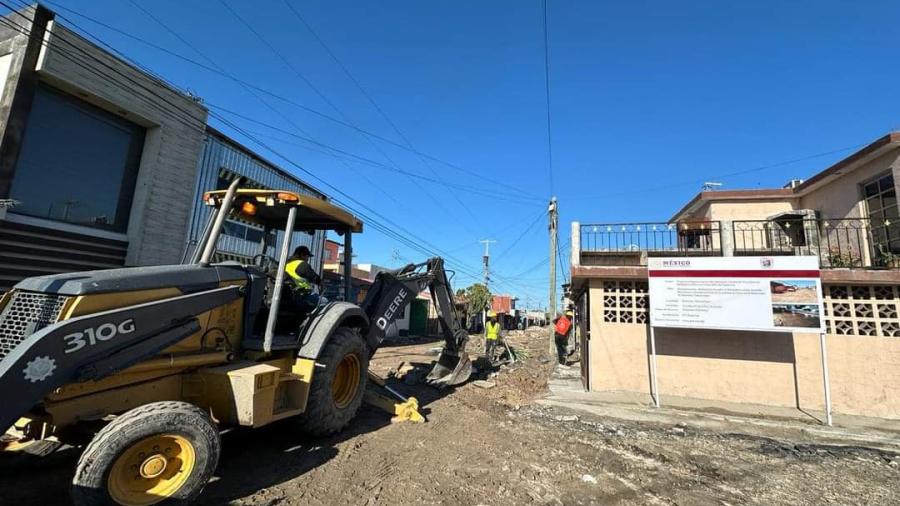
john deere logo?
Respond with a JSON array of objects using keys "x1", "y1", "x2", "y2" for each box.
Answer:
[{"x1": 23, "y1": 356, "x2": 56, "y2": 383}]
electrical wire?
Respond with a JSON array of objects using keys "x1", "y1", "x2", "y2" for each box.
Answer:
[
  {"x1": 565, "y1": 143, "x2": 869, "y2": 202},
  {"x1": 23, "y1": 1, "x2": 541, "y2": 208},
  {"x1": 0, "y1": 3, "x2": 205, "y2": 129},
  {"x1": 556, "y1": 231, "x2": 569, "y2": 284},
  {"x1": 123, "y1": 0, "x2": 409, "y2": 214},
  {"x1": 215, "y1": 0, "x2": 476, "y2": 230},
  {"x1": 0, "y1": 2, "x2": 540, "y2": 297},
  {"x1": 209, "y1": 104, "x2": 542, "y2": 205},
  {"x1": 39, "y1": 0, "x2": 544, "y2": 201},
  {"x1": 277, "y1": 0, "x2": 484, "y2": 227},
  {"x1": 491, "y1": 208, "x2": 546, "y2": 264},
  {"x1": 542, "y1": 0, "x2": 554, "y2": 196}
]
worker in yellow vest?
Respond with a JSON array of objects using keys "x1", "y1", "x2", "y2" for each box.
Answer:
[
  {"x1": 285, "y1": 245, "x2": 322, "y2": 307},
  {"x1": 485, "y1": 311, "x2": 501, "y2": 363}
]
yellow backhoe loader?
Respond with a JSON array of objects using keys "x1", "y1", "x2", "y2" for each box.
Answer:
[{"x1": 0, "y1": 180, "x2": 471, "y2": 505}]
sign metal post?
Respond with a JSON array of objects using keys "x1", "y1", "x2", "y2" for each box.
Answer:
[
  {"x1": 819, "y1": 331, "x2": 833, "y2": 426},
  {"x1": 649, "y1": 325, "x2": 660, "y2": 408}
]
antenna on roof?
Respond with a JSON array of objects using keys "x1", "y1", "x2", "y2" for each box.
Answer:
[{"x1": 701, "y1": 182, "x2": 723, "y2": 191}]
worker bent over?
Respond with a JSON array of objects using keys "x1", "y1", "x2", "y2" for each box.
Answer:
[
  {"x1": 485, "y1": 311, "x2": 501, "y2": 363},
  {"x1": 285, "y1": 245, "x2": 322, "y2": 307},
  {"x1": 553, "y1": 310, "x2": 574, "y2": 366}
]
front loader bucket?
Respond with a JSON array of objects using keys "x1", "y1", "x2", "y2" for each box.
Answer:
[{"x1": 426, "y1": 349, "x2": 472, "y2": 388}]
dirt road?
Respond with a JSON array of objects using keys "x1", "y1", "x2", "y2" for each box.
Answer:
[{"x1": 1, "y1": 328, "x2": 898, "y2": 505}]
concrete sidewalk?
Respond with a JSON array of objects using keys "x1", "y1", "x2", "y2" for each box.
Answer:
[{"x1": 539, "y1": 363, "x2": 900, "y2": 452}]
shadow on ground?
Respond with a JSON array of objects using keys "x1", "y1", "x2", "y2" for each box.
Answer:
[{"x1": 0, "y1": 363, "x2": 461, "y2": 505}]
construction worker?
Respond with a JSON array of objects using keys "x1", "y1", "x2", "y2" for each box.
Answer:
[
  {"x1": 285, "y1": 245, "x2": 322, "y2": 307},
  {"x1": 485, "y1": 311, "x2": 501, "y2": 363},
  {"x1": 553, "y1": 309, "x2": 574, "y2": 366}
]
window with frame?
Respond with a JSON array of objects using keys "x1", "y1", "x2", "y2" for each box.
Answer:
[
  {"x1": 863, "y1": 173, "x2": 900, "y2": 255},
  {"x1": 9, "y1": 84, "x2": 145, "y2": 232}
]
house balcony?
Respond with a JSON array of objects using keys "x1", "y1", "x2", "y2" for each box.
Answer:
[
  {"x1": 572, "y1": 218, "x2": 900, "y2": 283},
  {"x1": 577, "y1": 222, "x2": 722, "y2": 266}
]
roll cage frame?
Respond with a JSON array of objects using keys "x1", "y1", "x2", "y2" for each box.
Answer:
[{"x1": 190, "y1": 179, "x2": 362, "y2": 352}]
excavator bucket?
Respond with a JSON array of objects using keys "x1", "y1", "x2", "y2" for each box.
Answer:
[{"x1": 426, "y1": 348, "x2": 472, "y2": 388}]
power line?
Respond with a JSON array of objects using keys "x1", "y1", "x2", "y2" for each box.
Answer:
[
  {"x1": 209, "y1": 104, "x2": 542, "y2": 205},
  {"x1": 0, "y1": 2, "x2": 205, "y2": 130},
  {"x1": 39, "y1": 0, "x2": 543, "y2": 201},
  {"x1": 57, "y1": 0, "x2": 867, "y2": 211},
  {"x1": 491, "y1": 208, "x2": 546, "y2": 263},
  {"x1": 277, "y1": 0, "x2": 483, "y2": 227},
  {"x1": 123, "y1": 0, "x2": 409, "y2": 213},
  {"x1": 1, "y1": 3, "x2": 538, "y2": 298},
  {"x1": 542, "y1": 0, "x2": 554, "y2": 196},
  {"x1": 215, "y1": 0, "x2": 478, "y2": 230},
  {"x1": 556, "y1": 231, "x2": 569, "y2": 285},
  {"x1": 55, "y1": 1, "x2": 534, "y2": 209},
  {"x1": 211, "y1": 109, "x2": 529, "y2": 293},
  {"x1": 566, "y1": 143, "x2": 868, "y2": 201},
  {"x1": 0, "y1": 4, "x2": 480, "y2": 279}
]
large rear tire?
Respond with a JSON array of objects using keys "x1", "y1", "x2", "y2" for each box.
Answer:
[
  {"x1": 296, "y1": 327, "x2": 368, "y2": 436},
  {"x1": 71, "y1": 401, "x2": 220, "y2": 506}
]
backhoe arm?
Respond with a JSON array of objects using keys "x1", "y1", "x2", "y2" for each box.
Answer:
[{"x1": 360, "y1": 257, "x2": 471, "y2": 388}]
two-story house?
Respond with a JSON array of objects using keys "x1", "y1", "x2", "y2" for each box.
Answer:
[{"x1": 570, "y1": 132, "x2": 900, "y2": 421}]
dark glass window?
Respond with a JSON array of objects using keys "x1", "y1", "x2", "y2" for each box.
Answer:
[
  {"x1": 864, "y1": 174, "x2": 900, "y2": 255},
  {"x1": 9, "y1": 84, "x2": 145, "y2": 232}
]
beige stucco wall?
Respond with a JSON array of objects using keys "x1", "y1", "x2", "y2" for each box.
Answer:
[
  {"x1": 586, "y1": 278, "x2": 900, "y2": 420},
  {"x1": 800, "y1": 149, "x2": 900, "y2": 220},
  {"x1": 682, "y1": 199, "x2": 797, "y2": 221},
  {"x1": 706, "y1": 199, "x2": 797, "y2": 221}
]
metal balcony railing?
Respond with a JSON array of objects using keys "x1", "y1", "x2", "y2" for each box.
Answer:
[
  {"x1": 580, "y1": 222, "x2": 722, "y2": 263},
  {"x1": 732, "y1": 218, "x2": 900, "y2": 269}
]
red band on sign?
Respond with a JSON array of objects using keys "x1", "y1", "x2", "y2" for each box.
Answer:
[{"x1": 649, "y1": 270, "x2": 820, "y2": 278}]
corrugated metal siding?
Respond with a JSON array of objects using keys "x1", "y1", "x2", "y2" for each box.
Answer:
[{"x1": 187, "y1": 132, "x2": 327, "y2": 269}]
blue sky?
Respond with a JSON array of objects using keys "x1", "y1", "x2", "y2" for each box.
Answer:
[{"x1": 30, "y1": 1, "x2": 900, "y2": 308}]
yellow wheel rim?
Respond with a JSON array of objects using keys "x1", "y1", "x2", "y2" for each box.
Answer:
[
  {"x1": 107, "y1": 434, "x2": 196, "y2": 506},
  {"x1": 332, "y1": 353, "x2": 361, "y2": 409}
]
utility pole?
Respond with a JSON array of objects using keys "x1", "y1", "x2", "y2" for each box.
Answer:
[
  {"x1": 479, "y1": 239, "x2": 496, "y2": 290},
  {"x1": 548, "y1": 197, "x2": 558, "y2": 348},
  {"x1": 479, "y1": 239, "x2": 496, "y2": 333}
]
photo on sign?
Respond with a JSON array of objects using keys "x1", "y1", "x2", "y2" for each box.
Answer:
[
  {"x1": 772, "y1": 303, "x2": 821, "y2": 329},
  {"x1": 770, "y1": 279, "x2": 819, "y2": 304}
]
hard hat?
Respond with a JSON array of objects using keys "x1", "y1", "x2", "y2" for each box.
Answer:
[
  {"x1": 565, "y1": 310, "x2": 573, "y2": 316},
  {"x1": 487, "y1": 311, "x2": 497, "y2": 318}
]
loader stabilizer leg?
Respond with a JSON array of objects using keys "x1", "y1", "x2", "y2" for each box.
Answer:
[{"x1": 364, "y1": 371, "x2": 425, "y2": 423}]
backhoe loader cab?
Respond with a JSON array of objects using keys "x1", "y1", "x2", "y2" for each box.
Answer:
[{"x1": 0, "y1": 180, "x2": 470, "y2": 505}]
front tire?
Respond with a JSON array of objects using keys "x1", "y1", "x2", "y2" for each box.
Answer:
[
  {"x1": 71, "y1": 401, "x2": 220, "y2": 506},
  {"x1": 296, "y1": 327, "x2": 368, "y2": 436}
]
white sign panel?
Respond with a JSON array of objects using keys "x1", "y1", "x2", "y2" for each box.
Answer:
[{"x1": 648, "y1": 256, "x2": 824, "y2": 333}]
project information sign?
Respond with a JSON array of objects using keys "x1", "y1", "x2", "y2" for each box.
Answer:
[{"x1": 648, "y1": 256, "x2": 824, "y2": 333}]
